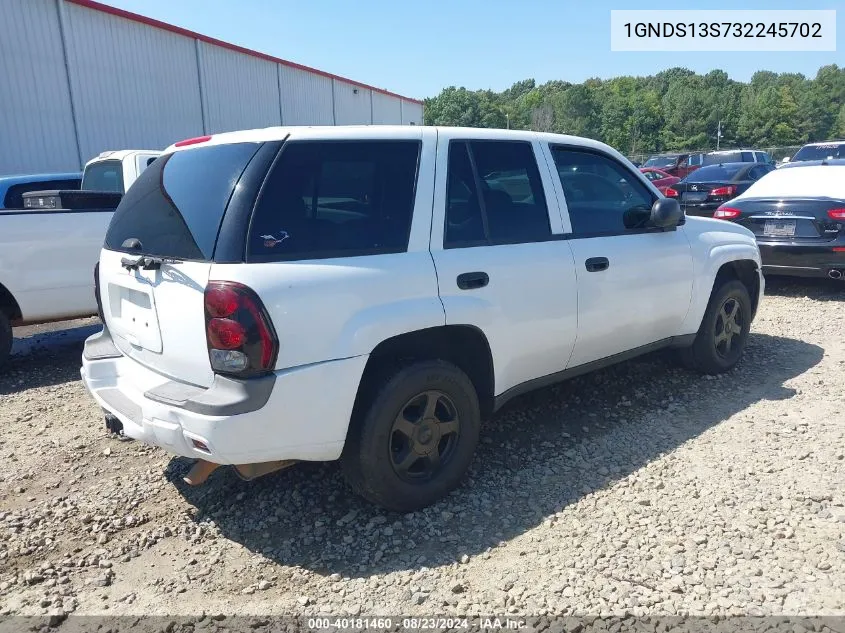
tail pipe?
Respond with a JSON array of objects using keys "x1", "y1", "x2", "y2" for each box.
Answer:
[{"x1": 828, "y1": 269, "x2": 843, "y2": 280}]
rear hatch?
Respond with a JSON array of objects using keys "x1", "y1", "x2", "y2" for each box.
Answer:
[
  {"x1": 732, "y1": 198, "x2": 845, "y2": 242},
  {"x1": 98, "y1": 141, "x2": 264, "y2": 388}
]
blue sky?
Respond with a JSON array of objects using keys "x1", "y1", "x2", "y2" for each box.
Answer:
[{"x1": 100, "y1": 0, "x2": 842, "y2": 100}]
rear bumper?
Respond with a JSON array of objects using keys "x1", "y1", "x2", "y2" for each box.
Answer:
[
  {"x1": 758, "y1": 239, "x2": 845, "y2": 278},
  {"x1": 81, "y1": 328, "x2": 368, "y2": 464}
]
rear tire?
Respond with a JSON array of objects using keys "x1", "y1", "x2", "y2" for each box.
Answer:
[
  {"x1": 341, "y1": 360, "x2": 480, "y2": 512},
  {"x1": 0, "y1": 311, "x2": 12, "y2": 369},
  {"x1": 680, "y1": 279, "x2": 752, "y2": 375}
]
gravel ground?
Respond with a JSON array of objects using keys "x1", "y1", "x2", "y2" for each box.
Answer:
[{"x1": 1, "y1": 279, "x2": 844, "y2": 624}]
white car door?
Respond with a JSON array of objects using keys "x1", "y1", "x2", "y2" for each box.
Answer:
[
  {"x1": 544, "y1": 143, "x2": 694, "y2": 368},
  {"x1": 429, "y1": 130, "x2": 578, "y2": 398}
]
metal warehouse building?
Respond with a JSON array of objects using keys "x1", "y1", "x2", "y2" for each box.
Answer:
[{"x1": 0, "y1": 0, "x2": 424, "y2": 174}]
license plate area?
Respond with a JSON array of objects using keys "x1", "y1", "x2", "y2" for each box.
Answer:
[
  {"x1": 763, "y1": 220, "x2": 796, "y2": 237},
  {"x1": 682, "y1": 192, "x2": 708, "y2": 202},
  {"x1": 107, "y1": 281, "x2": 163, "y2": 352}
]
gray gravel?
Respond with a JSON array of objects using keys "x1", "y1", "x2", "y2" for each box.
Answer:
[{"x1": 1, "y1": 279, "x2": 843, "y2": 620}]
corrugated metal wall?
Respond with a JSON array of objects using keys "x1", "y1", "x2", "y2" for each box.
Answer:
[
  {"x1": 372, "y1": 92, "x2": 402, "y2": 125},
  {"x1": 63, "y1": 1, "x2": 205, "y2": 162},
  {"x1": 197, "y1": 42, "x2": 281, "y2": 133},
  {"x1": 401, "y1": 101, "x2": 424, "y2": 126},
  {"x1": 279, "y1": 65, "x2": 334, "y2": 125},
  {"x1": 0, "y1": 0, "x2": 421, "y2": 174},
  {"x1": 333, "y1": 80, "x2": 372, "y2": 125},
  {"x1": 0, "y1": 0, "x2": 79, "y2": 173}
]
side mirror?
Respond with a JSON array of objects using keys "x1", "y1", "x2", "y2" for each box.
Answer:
[
  {"x1": 781, "y1": 156, "x2": 790, "y2": 163},
  {"x1": 650, "y1": 198, "x2": 683, "y2": 229}
]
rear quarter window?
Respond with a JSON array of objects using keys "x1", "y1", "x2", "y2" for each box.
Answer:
[
  {"x1": 105, "y1": 142, "x2": 261, "y2": 260},
  {"x1": 247, "y1": 140, "x2": 420, "y2": 261}
]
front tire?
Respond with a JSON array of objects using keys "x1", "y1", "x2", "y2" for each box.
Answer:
[
  {"x1": 681, "y1": 279, "x2": 752, "y2": 375},
  {"x1": 0, "y1": 311, "x2": 12, "y2": 369},
  {"x1": 341, "y1": 360, "x2": 480, "y2": 512}
]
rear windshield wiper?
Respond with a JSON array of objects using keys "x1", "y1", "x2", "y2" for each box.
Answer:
[
  {"x1": 119, "y1": 237, "x2": 182, "y2": 271},
  {"x1": 120, "y1": 255, "x2": 184, "y2": 271}
]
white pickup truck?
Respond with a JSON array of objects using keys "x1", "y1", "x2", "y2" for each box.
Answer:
[
  {"x1": 0, "y1": 150, "x2": 159, "y2": 366},
  {"x1": 80, "y1": 127, "x2": 763, "y2": 511}
]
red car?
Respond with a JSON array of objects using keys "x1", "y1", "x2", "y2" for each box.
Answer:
[{"x1": 639, "y1": 167, "x2": 681, "y2": 194}]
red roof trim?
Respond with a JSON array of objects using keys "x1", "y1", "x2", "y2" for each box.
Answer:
[{"x1": 65, "y1": 0, "x2": 423, "y2": 105}]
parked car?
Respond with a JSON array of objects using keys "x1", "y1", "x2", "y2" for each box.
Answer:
[
  {"x1": 666, "y1": 162, "x2": 776, "y2": 217},
  {"x1": 702, "y1": 149, "x2": 775, "y2": 166},
  {"x1": 0, "y1": 172, "x2": 81, "y2": 209},
  {"x1": 80, "y1": 126, "x2": 763, "y2": 512},
  {"x1": 0, "y1": 150, "x2": 160, "y2": 367},
  {"x1": 781, "y1": 141, "x2": 845, "y2": 166},
  {"x1": 639, "y1": 167, "x2": 680, "y2": 194},
  {"x1": 780, "y1": 158, "x2": 845, "y2": 170},
  {"x1": 642, "y1": 153, "x2": 695, "y2": 178},
  {"x1": 713, "y1": 163, "x2": 845, "y2": 280}
]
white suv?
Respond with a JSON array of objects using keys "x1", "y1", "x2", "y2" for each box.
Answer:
[{"x1": 81, "y1": 126, "x2": 764, "y2": 512}]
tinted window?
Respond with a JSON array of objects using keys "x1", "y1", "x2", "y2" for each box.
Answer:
[
  {"x1": 685, "y1": 164, "x2": 744, "y2": 182},
  {"x1": 3, "y1": 178, "x2": 81, "y2": 208},
  {"x1": 688, "y1": 153, "x2": 703, "y2": 166},
  {"x1": 444, "y1": 141, "x2": 550, "y2": 247},
  {"x1": 248, "y1": 141, "x2": 420, "y2": 261},
  {"x1": 105, "y1": 143, "x2": 260, "y2": 260},
  {"x1": 82, "y1": 160, "x2": 124, "y2": 193},
  {"x1": 792, "y1": 143, "x2": 845, "y2": 161},
  {"x1": 551, "y1": 148, "x2": 655, "y2": 234}
]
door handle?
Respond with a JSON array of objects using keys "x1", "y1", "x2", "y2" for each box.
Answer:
[
  {"x1": 585, "y1": 257, "x2": 609, "y2": 272},
  {"x1": 456, "y1": 271, "x2": 489, "y2": 290}
]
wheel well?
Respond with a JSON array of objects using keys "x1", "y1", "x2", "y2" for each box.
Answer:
[
  {"x1": 0, "y1": 282, "x2": 22, "y2": 322},
  {"x1": 714, "y1": 260, "x2": 760, "y2": 317},
  {"x1": 355, "y1": 326, "x2": 495, "y2": 420}
]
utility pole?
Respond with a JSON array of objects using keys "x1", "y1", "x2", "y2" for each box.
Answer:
[
  {"x1": 716, "y1": 120, "x2": 723, "y2": 150},
  {"x1": 506, "y1": 113, "x2": 510, "y2": 130}
]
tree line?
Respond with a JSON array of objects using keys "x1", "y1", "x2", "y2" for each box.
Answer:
[{"x1": 423, "y1": 65, "x2": 845, "y2": 156}]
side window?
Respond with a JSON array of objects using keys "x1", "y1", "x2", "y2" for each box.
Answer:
[
  {"x1": 248, "y1": 140, "x2": 420, "y2": 261},
  {"x1": 550, "y1": 147, "x2": 656, "y2": 235},
  {"x1": 741, "y1": 151, "x2": 754, "y2": 162},
  {"x1": 444, "y1": 140, "x2": 551, "y2": 248},
  {"x1": 642, "y1": 171, "x2": 660, "y2": 182},
  {"x1": 688, "y1": 154, "x2": 702, "y2": 167}
]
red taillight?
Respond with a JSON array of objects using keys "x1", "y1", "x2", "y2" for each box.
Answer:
[
  {"x1": 174, "y1": 135, "x2": 212, "y2": 147},
  {"x1": 204, "y1": 286, "x2": 240, "y2": 318},
  {"x1": 827, "y1": 209, "x2": 845, "y2": 220},
  {"x1": 207, "y1": 319, "x2": 246, "y2": 350},
  {"x1": 714, "y1": 207, "x2": 741, "y2": 220},
  {"x1": 204, "y1": 282, "x2": 278, "y2": 376},
  {"x1": 710, "y1": 185, "x2": 737, "y2": 197},
  {"x1": 665, "y1": 187, "x2": 679, "y2": 198}
]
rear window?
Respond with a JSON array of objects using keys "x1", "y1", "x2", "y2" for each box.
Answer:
[
  {"x1": 247, "y1": 140, "x2": 420, "y2": 261},
  {"x1": 685, "y1": 164, "x2": 744, "y2": 182},
  {"x1": 792, "y1": 143, "x2": 845, "y2": 161},
  {"x1": 105, "y1": 142, "x2": 260, "y2": 260},
  {"x1": 82, "y1": 160, "x2": 124, "y2": 193}
]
